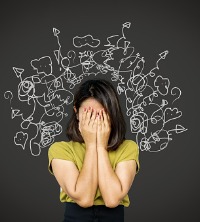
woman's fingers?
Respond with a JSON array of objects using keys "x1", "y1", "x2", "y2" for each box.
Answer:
[
  {"x1": 97, "y1": 111, "x2": 102, "y2": 130},
  {"x1": 81, "y1": 107, "x2": 110, "y2": 130},
  {"x1": 102, "y1": 109, "x2": 108, "y2": 125},
  {"x1": 101, "y1": 109, "x2": 111, "y2": 132},
  {"x1": 81, "y1": 107, "x2": 87, "y2": 125},
  {"x1": 81, "y1": 107, "x2": 98, "y2": 127},
  {"x1": 90, "y1": 109, "x2": 97, "y2": 127},
  {"x1": 107, "y1": 113, "x2": 111, "y2": 127},
  {"x1": 84, "y1": 106, "x2": 93, "y2": 125}
]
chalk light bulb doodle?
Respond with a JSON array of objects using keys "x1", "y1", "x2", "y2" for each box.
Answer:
[{"x1": 4, "y1": 22, "x2": 187, "y2": 156}]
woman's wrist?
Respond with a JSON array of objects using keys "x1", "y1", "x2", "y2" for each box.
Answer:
[
  {"x1": 85, "y1": 143, "x2": 97, "y2": 150},
  {"x1": 97, "y1": 145, "x2": 107, "y2": 151}
]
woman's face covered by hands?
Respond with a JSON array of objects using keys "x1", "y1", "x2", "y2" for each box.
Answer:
[
  {"x1": 74, "y1": 97, "x2": 105, "y2": 121},
  {"x1": 74, "y1": 98, "x2": 111, "y2": 148}
]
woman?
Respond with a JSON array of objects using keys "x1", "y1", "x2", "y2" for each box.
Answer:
[{"x1": 48, "y1": 79, "x2": 140, "y2": 222}]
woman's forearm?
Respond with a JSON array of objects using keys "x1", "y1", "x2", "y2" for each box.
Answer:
[
  {"x1": 75, "y1": 144, "x2": 98, "y2": 207},
  {"x1": 97, "y1": 148, "x2": 123, "y2": 208}
]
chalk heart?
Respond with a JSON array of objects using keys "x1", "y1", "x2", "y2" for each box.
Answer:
[
  {"x1": 164, "y1": 107, "x2": 182, "y2": 123},
  {"x1": 154, "y1": 75, "x2": 169, "y2": 96},
  {"x1": 14, "y1": 131, "x2": 28, "y2": 150}
]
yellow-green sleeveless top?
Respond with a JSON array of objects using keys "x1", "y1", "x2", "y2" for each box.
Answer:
[{"x1": 48, "y1": 139, "x2": 140, "y2": 207}]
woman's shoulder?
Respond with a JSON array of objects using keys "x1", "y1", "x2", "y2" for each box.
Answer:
[
  {"x1": 116, "y1": 139, "x2": 139, "y2": 153},
  {"x1": 49, "y1": 140, "x2": 84, "y2": 152},
  {"x1": 120, "y1": 139, "x2": 138, "y2": 148},
  {"x1": 48, "y1": 141, "x2": 73, "y2": 153},
  {"x1": 49, "y1": 141, "x2": 70, "y2": 148}
]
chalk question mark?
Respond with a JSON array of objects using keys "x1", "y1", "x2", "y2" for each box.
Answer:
[
  {"x1": 171, "y1": 87, "x2": 182, "y2": 104},
  {"x1": 4, "y1": 91, "x2": 13, "y2": 109}
]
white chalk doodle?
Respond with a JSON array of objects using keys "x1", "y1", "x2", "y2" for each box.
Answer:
[
  {"x1": 73, "y1": 35, "x2": 100, "y2": 48},
  {"x1": 4, "y1": 22, "x2": 187, "y2": 156}
]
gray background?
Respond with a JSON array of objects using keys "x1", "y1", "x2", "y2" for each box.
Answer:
[{"x1": 0, "y1": 0, "x2": 199, "y2": 221}]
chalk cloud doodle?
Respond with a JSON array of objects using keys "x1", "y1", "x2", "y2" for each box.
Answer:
[{"x1": 4, "y1": 22, "x2": 187, "y2": 156}]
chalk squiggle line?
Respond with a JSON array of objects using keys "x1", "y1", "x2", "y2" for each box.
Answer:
[{"x1": 4, "y1": 22, "x2": 187, "y2": 156}]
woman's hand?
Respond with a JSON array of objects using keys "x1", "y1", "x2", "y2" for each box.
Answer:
[
  {"x1": 97, "y1": 109, "x2": 111, "y2": 149},
  {"x1": 79, "y1": 107, "x2": 98, "y2": 148}
]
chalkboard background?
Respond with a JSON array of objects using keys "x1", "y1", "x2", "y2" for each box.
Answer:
[{"x1": 1, "y1": 1, "x2": 199, "y2": 222}]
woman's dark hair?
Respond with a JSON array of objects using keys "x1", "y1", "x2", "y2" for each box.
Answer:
[{"x1": 66, "y1": 79, "x2": 126, "y2": 151}]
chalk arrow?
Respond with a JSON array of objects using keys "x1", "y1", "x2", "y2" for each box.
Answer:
[
  {"x1": 13, "y1": 67, "x2": 24, "y2": 78},
  {"x1": 174, "y1": 124, "x2": 188, "y2": 134},
  {"x1": 159, "y1": 50, "x2": 169, "y2": 59},
  {"x1": 53, "y1": 28, "x2": 60, "y2": 36},
  {"x1": 54, "y1": 50, "x2": 60, "y2": 64},
  {"x1": 11, "y1": 109, "x2": 21, "y2": 119}
]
